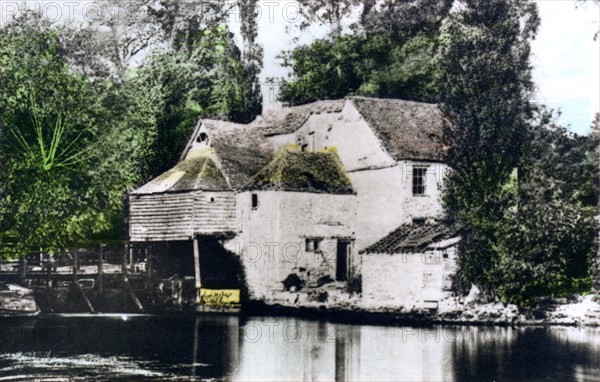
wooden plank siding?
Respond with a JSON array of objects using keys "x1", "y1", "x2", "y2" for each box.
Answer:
[
  {"x1": 194, "y1": 192, "x2": 237, "y2": 235},
  {"x1": 129, "y1": 191, "x2": 237, "y2": 242}
]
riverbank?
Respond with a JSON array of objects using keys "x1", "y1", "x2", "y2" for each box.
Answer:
[{"x1": 244, "y1": 282, "x2": 600, "y2": 327}]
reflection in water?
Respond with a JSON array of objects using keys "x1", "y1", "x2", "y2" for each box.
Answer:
[{"x1": 1, "y1": 315, "x2": 600, "y2": 381}]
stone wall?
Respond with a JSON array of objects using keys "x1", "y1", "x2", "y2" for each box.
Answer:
[
  {"x1": 362, "y1": 247, "x2": 457, "y2": 310},
  {"x1": 264, "y1": 100, "x2": 449, "y2": 251},
  {"x1": 227, "y1": 191, "x2": 356, "y2": 299}
]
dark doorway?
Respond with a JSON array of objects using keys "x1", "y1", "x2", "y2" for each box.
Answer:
[{"x1": 336, "y1": 241, "x2": 350, "y2": 281}]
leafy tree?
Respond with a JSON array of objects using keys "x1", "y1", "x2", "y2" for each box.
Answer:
[
  {"x1": 122, "y1": 24, "x2": 247, "y2": 182},
  {"x1": 438, "y1": 0, "x2": 541, "y2": 297},
  {"x1": 486, "y1": 110, "x2": 597, "y2": 305},
  {"x1": 0, "y1": 27, "x2": 111, "y2": 256},
  {"x1": 295, "y1": 0, "x2": 361, "y2": 37},
  {"x1": 278, "y1": 0, "x2": 453, "y2": 105},
  {"x1": 358, "y1": 0, "x2": 453, "y2": 34},
  {"x1": 239, "y1": 0, "x2": 264, "y2": 122},
  {"x1": 278, "y1": 31, "x2": 441, "y2": 105},
  {"x1": 591, "y1": 113, "x2": 600, "y2": 291},
  {"x1": 440, "y1": 0, "x2": 598, "y2": 304}
]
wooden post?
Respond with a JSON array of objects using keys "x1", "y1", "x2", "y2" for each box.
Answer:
[
  {"x1": 98, "y1": 245, "x2": 104, "y2": 295},
  {"x1": 19, "y1": 257, "x2": 27, "y2": 285},
  {"x1": 122, "y1": 242, "x2": 129, "y2": 275},
  {"x1": 146, "y1": 244, "x2": 152, "y2": 289},
  {"x1": 73, "y1": 250, "x2": 78, "y2": 278},
  {"x1": 46, "y1": 255, "x2": 52, "y2": 289},
  {"x1": 192, "y1": 317, "x2": 200, "y2": 378},
  {"x1": 193, "y1": 236, "x2": 202, "y2": 304},
  {"x1": 129, "y1": 245, "x2": 134, "y2": 273}
]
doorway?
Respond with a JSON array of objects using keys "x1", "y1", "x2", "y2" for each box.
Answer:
[{"x1": 336, "y1": 241, "x2": 350, "y2": 281}]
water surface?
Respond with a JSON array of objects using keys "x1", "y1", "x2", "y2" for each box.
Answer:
[{"x1": 1, "y1": 314, "x2": 600, "y2": 381}]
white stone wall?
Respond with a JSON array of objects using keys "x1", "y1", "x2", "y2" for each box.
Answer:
[
  {"x1": 264, "y1": 100, "x2": 449, "y2": 251},
  {"x1": 226, "y1": 191, "x2": 357, "y2": 299},
  {"x1": 362, "y1": 248, "x2": 457, "y2": 310},
  {"x1": 350, "y1": 162, "x2": 449, "y2": 249}
]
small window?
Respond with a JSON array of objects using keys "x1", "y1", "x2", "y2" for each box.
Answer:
[
  {"x1": 413, "y1": 218, "x2": 426, "y2": 225},
  {"x1": 197, "y1": 132, "x2": 208, "y2": 143},
  {"x1": 413, "y1": 167, "x2": 427, "y2": 195},
  {"x1": 251, "y1": 194, "x2": 258, "y2": 210},
  {"x1": 305, "y1": 238, "x2": 322, "y2": 252}
]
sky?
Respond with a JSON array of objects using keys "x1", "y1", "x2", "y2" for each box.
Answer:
[
  {"x1": 0, "y1": 0, "x2": 598, "y2": 134},
  {"x1": 530, "y1": 0, "x2": 600, "y2": 134}
]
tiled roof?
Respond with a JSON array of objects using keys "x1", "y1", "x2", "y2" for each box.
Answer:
[
  {"x1": 247, "y1": 146, "x2": 354, "y2": 194},
  {"x1": 254, "y1": 100, "x2": 346, "y2": 136},
  {"x1": 361, "y1": 223, "x2": 458, "y2": 254},
  {"x1": 349, "y1": 97, "x2": 448, "y2": 161}
]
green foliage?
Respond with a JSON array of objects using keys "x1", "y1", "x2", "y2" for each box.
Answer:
[
  {"x1": 439, "y1": 0, "x2": 597, "y2": 305},
  {"x1": 279, "y1": 32, "x2": 441, "y2": 105},
  {"x1": 239, "y1": 0, "x2": 264, "y2": 123},
  {"x1": 0, "y1": 27, "x2": 112, "y2": 256},
  {"x1": 0, "y1": 9, "x2": 253, "y2": 257},
  {"x1": 278, "y1": 0, "x2": 453, "y2": 105},
  {"x1": 122, "y1": 24, "x2": 247, "y2": 182},
  {"x1": 492, "y1": 165, "x2": 596, "y2": 305}
]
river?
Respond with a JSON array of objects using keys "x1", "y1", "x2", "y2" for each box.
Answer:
[{"x1": 1, "y1": 314, "x2": 600, "y2": 381}]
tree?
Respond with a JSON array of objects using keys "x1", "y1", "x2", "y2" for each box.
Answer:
[
  {"x1": 278, "y1": 30, "x2": 442, "y2": 105},
  {"x1": 277, "y1": 0, "x2": 453, "y2": 105},
  {"x1": 486, "y1": 109, "x2": 597, "y2": 305},
  {"x1": 438, "y1": 0, "x2": 541, "y2": 297},
  {"x1": 358, "y1": 0, "x2": 453, "y2": 34},
  {"x1": 122, "y1": 24, "x2": 247, "y2": 182},
  {"x1": 591, "y1": 113, "x2": 600, "y2": 291},
  {"x1": 296, "y1": 0, "x2": 361, "y2": 37},
  {"x1": 0, "y1": 27, "x2": 111, "y2": 256},
  {"x1": 239, "y1": 0, "x2": 264, "y2": 122}
]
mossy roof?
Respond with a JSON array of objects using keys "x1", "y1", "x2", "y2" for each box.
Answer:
[
  {"x1": 247, "y1": 146, "x2": 354, "y2": 194},
  {"x1": 131, "y1": 147, "x2": 230, "y2": 194}
]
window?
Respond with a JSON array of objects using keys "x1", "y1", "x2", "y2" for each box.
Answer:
[
  {"x1": 251, "y1": 194, "x2": 258, "y2": 210},
  {"x1": 305, "y1": 238, "x2": 322, "y2": 252},
  {"x1": 197, "y1": 132, "x2": 209, "y2": 144},
  {"x1": 413, "y1": 167, "x2": 427, "y2": 195},
  {"x1": 412, "y1": 218, "x2": 426, "y2": 225}
]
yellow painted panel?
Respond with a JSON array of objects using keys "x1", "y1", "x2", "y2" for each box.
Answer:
[{"x1": 199, "y1": 289, "x2": 240, "y2": 305}]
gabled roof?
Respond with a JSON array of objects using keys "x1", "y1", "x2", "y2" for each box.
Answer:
[
  {"x1": 247, "y1": 146, "x2": 354, "y2": 194},
  {"x1": 254, "y1": 100, "x2": 346, "y2": 136},
  {"x1": 135, "y1": 96, "x2": 447, "y2": 195},
  {"x1": 176, "y1": 119, "x2": 275, "y2": 191},
  {"x1": 361, "y1": 223, "x2": 458, "y2": 254},
  {"x1": 132, "y1": 147, "x2": 229, "y2": 194},
  {"x1": 349, "y1": 97, "x2": 448, "y2": 162}
]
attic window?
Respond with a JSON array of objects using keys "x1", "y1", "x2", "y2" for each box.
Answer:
[
  {"x1": 413, "y1": 218, "x2": 426, "y2": 225},
  {"x1": 197, "y1": 132, "x2": 209, "y2": 144},
  {"x1": 251, "y1": 193, "x2": 259, "y2": 210},
  {"x1": 413, "y1": 167, "x2": 427, "y2": 195}
]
